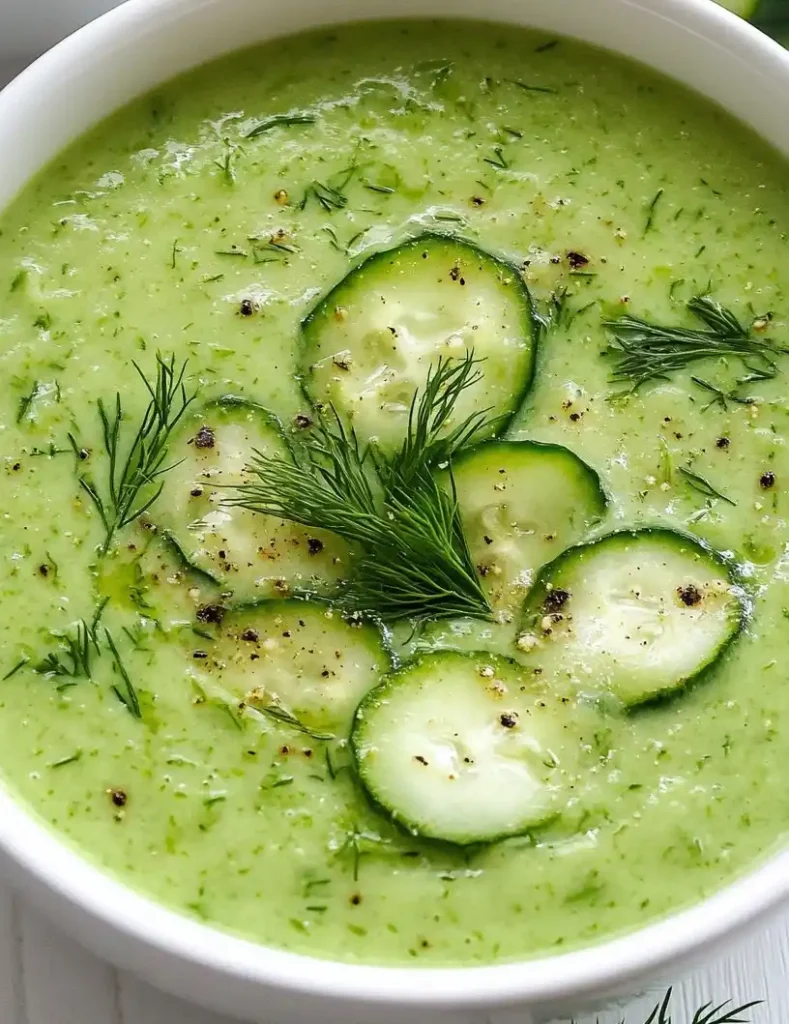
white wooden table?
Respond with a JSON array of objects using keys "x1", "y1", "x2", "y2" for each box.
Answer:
[{"x1": 0, "y1": 19, "x2": 786, "y2": 1024}]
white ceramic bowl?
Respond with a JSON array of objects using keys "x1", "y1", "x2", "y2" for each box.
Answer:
[{"x1": 1, "y1": 2, "x2": 788, "y2": 1021}]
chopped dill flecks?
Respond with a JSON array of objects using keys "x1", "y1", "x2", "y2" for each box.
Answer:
[
  {"x1": 16, "y1": 381, "x2": 42, "y2": 424},
  {"x1": 679, "y1": 467, "x2": 737, "y2": 507},
  {"x1": 49, "y1": 750, "x2": 82, "y2": 769},
  {"x1": 483, "y1": 146, "x2": 509, "y2": 170},
  {"x1": 643, "y1": 188, "x2": 664, "y2": 236},
  {"x1": 104, "y1": 629, "x2": 142, "y2": 719},
  {"x1": 504, "y1": 78, "x2": 557, "y2": 94},
  {"x1": 302, "y1": 180, "x2": 349, "y2": 212},
  {"x1": 2, "y1": 658, "x2": 29, "y2": 681},
  {"x1": 244, "y1": 113, "x2": 316, "y2": 138}
]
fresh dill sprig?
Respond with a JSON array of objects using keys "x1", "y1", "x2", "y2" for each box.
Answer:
[
  {"x1": 383, "y1": 354, "x2": 492, "y2": 483},
  {"x1": 603, "y1": 295, "x2": 788, "y2": 393},
  {"x1": 690, "y1": 376, "x2": 755, "y2": 412},
  {"x1": 225, "y1": 354, "x2": 493, "y2": 622},
  {"x1": 76, "y1": 354, "x2": 197, "y2": 553},
  {"x1": 644, "y1": 188, "x2": 665, "y2": 236},
  {"x1": 213, "y1": 140, "x2": 239, "y2": 183},
  {"x1": 531, "y1": 287, "x2": 569, "y2": 337},
  {"x1": 334, "y1": 825, "x2": 392, "y2": 882},
  {"x1": 303, "y1": 180, "x2": 349, "y2": 212},
  {"x1": 104, "y1": 628, "x2": 142, "y2": 718},
  {"x1": 642, "y1": 988, "x2": 761, "y2": 1024},
  {"x1": 678, "y1": 467, "x2": 737, "y2": 507},
  {"x1": 300, "y1": 153, "x2": 359, "y2": 213},
  {"x1": 243, "y1": 693, "x2": 334, "y2": 741},
  {"x1": 49, "y1": 750, "x2": 82, "y2": 769},
  {"x1": 250, "y1": 236, "x2": 300, "y2": 263},
  {"x1": 34, "y1": 619, "x2": 98, "y2": 679},
  {"x1": 244, "y1": 113, "x2": 316, "y2": 139},
  {"x1": 691, "y1": 997, "x2": 762, "y2": 1024},
  {"x1": 2, "y1": 657, "x2": 29, "y2": 681},
  {"x1": 16, "y1": 381, "x2": 41, "y2": 424},
  {"x1": 483, "y1": 146, "x2": 509, "y2": 170},
  {"x1": 505, "y1": 78, "x2": 557, "y2": 94}
]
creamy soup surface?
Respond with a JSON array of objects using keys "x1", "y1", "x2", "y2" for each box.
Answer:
[{"x1": 0, "y1": 20, "x2": 788, "y2": 965}]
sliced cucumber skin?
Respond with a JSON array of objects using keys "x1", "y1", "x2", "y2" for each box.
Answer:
[
  {"x1": 352, "y1": 650, "x2": 572, "y2": 846},
  {"x1": 156, "y1": 396, "x2": 348, "y2": 603},
  {"x1": 301, "y1": 233, "x2": 536, "y2": 451},
  {"x1": 519, "y1": 528, "x2": 745, "y2": 708},
  {"x1": 190, "y1": 597, "x2": 392, "y2": 734},
  {"x1": 450, "y1": 440, "x2": 607, "y2": 611}
]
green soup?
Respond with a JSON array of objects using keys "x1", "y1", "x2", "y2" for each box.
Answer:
[{"x1": 1, "y1": 20, "x2": 788, "y2": 966}]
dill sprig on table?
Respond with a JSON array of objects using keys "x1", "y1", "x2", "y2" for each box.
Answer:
[
  {"x1": 641, "y1": 987, "x2": 761, "y2": 1024},
  {"x1": 225, "y1": 354, "x2": 493, "y2": 622},
  {"x1": 75, "y1": 355, "x2": 196, "y2": 553},
  {"x1": 603, "y1": 295, "x2": 787, "y2": 392}
]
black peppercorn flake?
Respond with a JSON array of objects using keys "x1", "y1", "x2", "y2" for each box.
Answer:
[
  {"x1": 760, "y1": 471, "x2": 776, "y2": 490},
  {"x1": 194, "y1": 425, "x2": 215, "y2": 449},
  {"x1": 677, "y1": 584, "x2": 702, "y2": 607},
  {"x1": 567, "y1": 251, "x2": 590, "y2": 268},
  {"x1": 196, "y1": 604, "x2": 226, "y2": 624},
  {"x1": 239, "y1": 298, "x2": 255, "y2": 316},
  {"x1": 307, "y1": 537, "x2": 324, "y2": 555},
  {"x1": 108, "y1": 788, "x2": 127, "y2": 807},
  {"x1": 543, "y1": 588, "x2": 570, "y2": 613},
  {"x1": 499, "y1": 712, "x2": 518, "y2": 729}
]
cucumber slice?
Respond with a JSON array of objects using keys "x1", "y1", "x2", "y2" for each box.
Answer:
[
  {"x1": 188, "y1": 599, "x2": 391, "y2": 735},
  {"x1": 301, "y1": 234, "x2": 536, "y2": 452},
  {"x1": 156, "y1": 398, "x2": 349, "y2": 602},
  {"x1": 352, "y1": 651, "x2": 581, "y2": 844},
  {"x1": 517, "y1": 529, "x2": 744, "y2": 707},
  {"x1": 450, "y1": 441, "x2": 607, "y2": 613}
]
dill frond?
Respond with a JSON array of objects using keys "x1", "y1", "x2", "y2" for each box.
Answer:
[
  {"x1": 603, "y1": 295, "x2": 787, "y2": 393},
  {"x1": 77, "y1": 354, "x2": 197, "y2": 553},
  {"x1": 226, "y1": 354, "x2": 493, "y2": 622}
]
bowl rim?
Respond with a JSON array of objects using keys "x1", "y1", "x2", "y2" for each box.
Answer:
[{"x1": 1, "y1": 0, "x2": 789, "y2": 1011}]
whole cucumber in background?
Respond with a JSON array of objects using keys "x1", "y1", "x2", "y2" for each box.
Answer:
[{"x1": 717, "y1": 0, "x2": 789, "y2": 42}]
